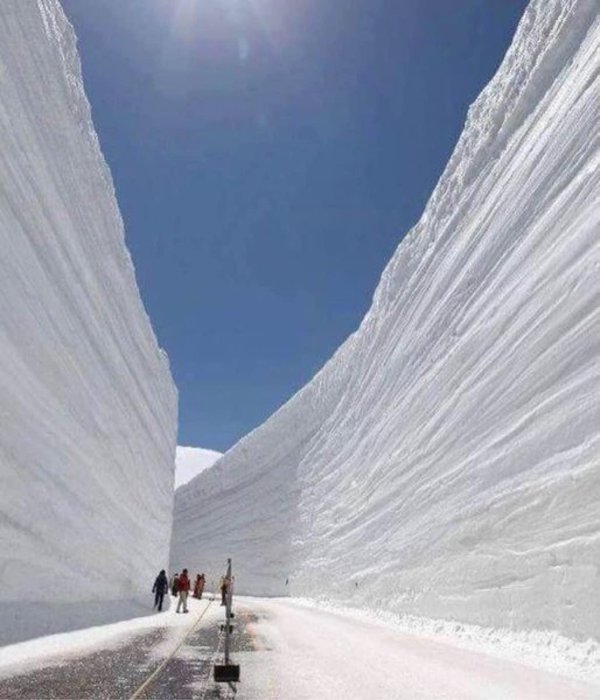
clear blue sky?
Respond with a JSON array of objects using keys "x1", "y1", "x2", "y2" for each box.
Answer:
[{"x1": 62, "y1": 0, "x2": 528, "y2": 452}]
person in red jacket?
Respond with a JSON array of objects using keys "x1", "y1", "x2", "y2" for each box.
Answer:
[{"x1": 176, "y1": 568, "x2": 191, "y2": 613}]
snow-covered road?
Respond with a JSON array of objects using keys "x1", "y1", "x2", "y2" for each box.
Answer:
[
  {"x1": 241, "y1": 598, "x2": 599, "y2": 700},
  {"x1": 0, "y1": 596, "x2": 597, "y2": 699}
]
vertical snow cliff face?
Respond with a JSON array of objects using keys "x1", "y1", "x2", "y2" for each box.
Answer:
[
  {"x1": 0, "y1": 1, "x2": 177, "y2": 644},
  {"x1": 172, "y1": 0, "x2": 600, "y2": 642}
]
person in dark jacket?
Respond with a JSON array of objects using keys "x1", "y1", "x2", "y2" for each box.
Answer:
[
  {"x1": 170, "y1": 573, "x2": 180, "y2": 597},
  {"x1": 152, "y1": 570, "x2": 169, "y2": 612}
]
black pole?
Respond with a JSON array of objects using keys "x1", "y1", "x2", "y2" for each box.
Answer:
[
  {"x1": 224, "y1": 558, "x2": 232, "y2": 665},
  {"x1": 213, "y1": 557, "x2": 240, "y2": 685}
]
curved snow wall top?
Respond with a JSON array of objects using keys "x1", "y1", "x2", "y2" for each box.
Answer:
[
  {"x1": 0, "y1": 1, "x2": 177, "y2": 644},
  {"x1": 172, "y1": 0, "x2": 600, "y2": 642}
]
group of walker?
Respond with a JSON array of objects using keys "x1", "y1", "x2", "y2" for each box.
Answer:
[
  {"x1": 151, "y1": 568, "x2": 230, "y2": 613},
  {"x1": 152, "y1": 560, "x2": 240, "y2": 685}
]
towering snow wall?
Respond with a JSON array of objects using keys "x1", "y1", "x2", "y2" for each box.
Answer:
[
  {"x1": 172, "y1": 0, "x2": 600, "y2": 643},
  {"x1": 0, "y1": 1, "x2": 177, "y2": 644}
]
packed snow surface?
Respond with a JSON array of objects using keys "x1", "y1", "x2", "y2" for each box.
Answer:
[
  {"x1": 0, "y1": 0, "x2": 177, "y2": 644},
  {"x1": 239, "y1": 598, "x2": 600, "y2": 697},
  {"x1": 175, "y1": 446, "x2": 222, "y2": 489},
  {"x1": 172, "y1": 0, "x2": 600, "y2": 659}
]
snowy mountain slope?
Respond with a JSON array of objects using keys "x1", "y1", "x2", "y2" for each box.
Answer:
[
  {"x1": 172, "y1": 0, "x2": 600, "y2": 649},
  {"x1": 175, "y1": 446, "x2": 222, "y2": 489},
  {"x1": 0, "y1": 1, "x2": 177, "y2": 644}
]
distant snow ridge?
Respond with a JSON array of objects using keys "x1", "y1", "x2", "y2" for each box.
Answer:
[
  {"x1": 0, "y1": 1, "x2": 177, "y2": 644},
  {"x1": 175, "y1": 446, "x2": 222, "y2": 489},
  {"x1": 172, "y1": 0, "x2": 600, "y2": 651}
]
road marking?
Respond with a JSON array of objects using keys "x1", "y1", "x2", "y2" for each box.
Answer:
[{"x1": 129, "y1": 600, "x2": 213, "y2": 700}]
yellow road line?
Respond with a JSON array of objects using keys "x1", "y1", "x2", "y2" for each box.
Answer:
[{"x1": 129, "y1": 600, "x2": 213, "y2": 700}]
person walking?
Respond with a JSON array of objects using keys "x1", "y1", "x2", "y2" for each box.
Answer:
[
  {"x1": 152, "y1": 570, "x2": 168, "y2": 612},
  {"x1": 177, "y1": 568, "x2": 191, "y2": 613},
  {"x1": 170, "y1": 572, "x2": 180, "y2": 597},
  {"x1": 220, "y1": 575, "x2": 229, "y2": 606},
  {"x1": 193, "y1": 574, "x2": 204, "y2": 599}
]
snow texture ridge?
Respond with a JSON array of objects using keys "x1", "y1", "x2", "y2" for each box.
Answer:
[
  {"x1": 172, "y1": 0, "x2": 600, "y2": 654},
  {"x1": 0, "y1": 1, "x2": 177, "y2": 644}
]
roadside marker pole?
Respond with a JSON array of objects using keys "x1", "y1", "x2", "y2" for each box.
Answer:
[{"x1": 213, "y1": 557, "x2": 240, "y2": 685}]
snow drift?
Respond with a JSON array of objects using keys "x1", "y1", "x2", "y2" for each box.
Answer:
[
  {"x1": 175, "y1": 446, "x2": 222, "y2": 489},
  {"x1": 172, "y1": 0, "x2": 599, "y2": 645},
  {"x1": 0, "y1": 1, "x2": 177, "y2": 644}
]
